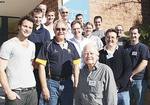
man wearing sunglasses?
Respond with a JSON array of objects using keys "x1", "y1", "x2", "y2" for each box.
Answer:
[
  {"x1": 36, "y1": 19, "x2": 80, "y2": 105},
  {"x1": 59, "y1": 6, "x2": 74, "y2": 40}
]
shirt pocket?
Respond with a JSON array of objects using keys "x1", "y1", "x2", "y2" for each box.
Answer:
[{"x1": 90, "y1": 81, "x2": 103, "y2": 99}]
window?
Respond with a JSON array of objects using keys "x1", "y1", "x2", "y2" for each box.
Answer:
[{"x1": 8, "y1": 18, "x2": 19, "y2": 38}]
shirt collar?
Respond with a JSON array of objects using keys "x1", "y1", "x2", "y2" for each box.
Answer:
[
  {"x1": 103, "y1": 45, "x2": 119, "y2": 51},
  {"x1": 84, "y1": 61, "x2": 99, "y2": 72}
]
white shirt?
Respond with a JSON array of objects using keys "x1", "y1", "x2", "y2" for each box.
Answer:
[{"x1": 69, "y1": 37, "x2": 89, "y2": 68}]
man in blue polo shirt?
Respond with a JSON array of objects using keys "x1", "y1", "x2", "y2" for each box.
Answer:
[
  {"x1": 28, "y1": 7, "x2": 51, "y2": 102},
  {"x1": 126, "y1": 26, "x2": 150, "y2": 105},
  {"x1": 35, "y1": 19, "x2": 80, "y2": 105},
  {"x1": 28, "y1": 7, "x2": 50, "y2": 57}
]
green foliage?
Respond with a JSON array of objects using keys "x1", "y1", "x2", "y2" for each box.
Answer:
[{"x1": 139, "y1": 25, "x2": 150, "y2": 47}]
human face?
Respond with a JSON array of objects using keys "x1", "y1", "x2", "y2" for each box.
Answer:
[
  {"x1": 54, "y1": 21, "x2": 67, "y2": 41},
  {"x1": 38, "y1": 4, "x2": 47, "y2": 15},
  {"x1": 83, "y1": 45, "x2": 99, "y2": 67},
  {"x1": 33, "y1": 12, "x2": 43, "y2": 26},
  {"x1": 116, "y1": 26, "x2": 124, "y2": 37},
  {"x1": 46, "y1": 11, "x2": 55, "y2": 23},
  {"x1": 94, "y1": 18, "x2": 102, "y2": 29},
  {"x1": 84, "y1": 24, "x2": 93, "y2": 36},
  {"x1": 76, "y1": 16, "x2": 83, "y2": 24},
  {"x1": 105, "y1": 32, "x2": 118, "y2": 47},
  {"x1": 60, "y1": 9, "x2": 69, "y2": 20},
  {"x1": 129, "y1": 28, "x2": 140, "y2": 44},
  {"x1": 19, "y1": 19, "x2": 33, "y2": 38},
  {"x1": 71, "y1": 23, "x2": 83, "y2": 38}
]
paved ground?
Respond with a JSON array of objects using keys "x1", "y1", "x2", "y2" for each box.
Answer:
[{"x1": 0, "y1": 87, "x2": 5, "y2": 105}]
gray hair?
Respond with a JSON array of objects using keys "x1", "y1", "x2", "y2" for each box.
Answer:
[
  {"x1": 59, "y1": 6, "x2": 69, "y2": 13},
  {"x1": 82, "y1": 42, "x2": 99, "y2": 57}
]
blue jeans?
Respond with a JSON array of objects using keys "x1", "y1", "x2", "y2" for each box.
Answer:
[
  {"x1": 39, "y1": 79, "x2": 73, "y2": 105},
  {"x1": 129, "y1": 79, "x2": 146, "y2": 105},
  {"x1": 118, "y1": 91, "x2": 130, "y2": 105}
]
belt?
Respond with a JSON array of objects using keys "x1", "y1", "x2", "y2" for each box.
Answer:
[
  {"x1": 51, "y1": 75, "x2": 66, "y2": 81},
  {"x1": 48, "y1": 75, "x2": 70, "y2": 81},
  {"x1": 12, "y1": 87, "x2": 35, "y2": 92}
]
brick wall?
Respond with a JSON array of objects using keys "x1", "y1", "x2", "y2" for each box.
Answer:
[
  {"x1": 42, "y1": 0, "x2": 59, "y2": 20},
  {"x1": 89, "y1": 0, "x2": 142, "y2": 31},
  {"x1": 45, "y1": 0, "x2": 150, "y2": 31}
]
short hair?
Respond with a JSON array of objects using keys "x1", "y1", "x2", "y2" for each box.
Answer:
[
  {"x1": 94, "y1": 16, "x2": 102, "y2": 22},
  {"x1": 71, "y1": 20, "x2": 83, "y2": 28},
  {"x1": 115, "y1": 24, "x2": 123, "y2": 29},
  {"x1": 18, "y1": 15, "x2": 34, "y2": 26},
  {"x1": 75, "y1": 13, "x2": 83, "y2": 19},
  {"x1": 85, "y1": 22, "x2": 94, "y2": 28},
  {"x1": 105, "y1": 28, "x2": 119, "y2": 37},
  {"x1": 45, "y1": 8, "x2": 55, "y2": 16},
  {"x1": 38, "y1": 3, "x2": 47, "y2": 8},
  {"x1": 82, "y1": 42, "x2": 99, "y2": 57},
  {"x1": 59, "y1": 6, "x2": 69, "y2": 13},
  {"x1": 32, "y1": 7, "x2": 43, "y2": 16},
  {"x1": 53, "y1": 19, "x2": 68, "y2": 30},
  {"x1": 129, "y1": 26, "x2": 140, "y2": 33}
]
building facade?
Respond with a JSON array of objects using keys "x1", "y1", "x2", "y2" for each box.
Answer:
[{"x1": 0, "y1": 0, "x2": 150, "y2": 44}]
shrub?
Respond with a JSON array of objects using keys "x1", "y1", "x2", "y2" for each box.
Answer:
[{"x1": 139, "y1": 25, "x2": 150, "y2": 47}]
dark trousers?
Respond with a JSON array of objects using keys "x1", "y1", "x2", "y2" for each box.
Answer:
[{"x1": 5, "y1": 88, "x2": 38, "y2": 105}]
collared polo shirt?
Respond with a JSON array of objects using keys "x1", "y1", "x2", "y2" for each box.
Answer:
[
  {"x1": 28, "y1": 24, "x2": 50, "y2": 57},
  {"x1": 36, "y1": 39, "x2": 80, "y2": 77},
  {"x1": 126, "y1": 42, "x2": 150, "y2": 79}
]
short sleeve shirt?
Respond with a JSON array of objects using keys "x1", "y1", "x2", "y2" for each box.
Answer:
[
  {"x1": 126, "y1": 42, "x2": 150, "y2": 79},
  {"x1": 0, "y1": 37, "x2": 36, "y2": 89},
  {"x1": 28, "y1": 24, "x2": 51, "y2": 57},
  {"x1": 36, "y1": 39, "x2": 80, "y2": 77}
]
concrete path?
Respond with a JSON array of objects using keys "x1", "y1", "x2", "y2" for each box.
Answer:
[{"x1": 0, "y1": 87, "x2": 5, "y2": 105}]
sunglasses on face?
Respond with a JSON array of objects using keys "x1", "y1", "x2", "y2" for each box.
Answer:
[
  {"x1": 117, "y1": 29, "x2": 123, "y2": 31},
  {"x1": 61, "y1": 11, "x2": 68, "y2": 14},
  {"x1": 56, "y1": 28, "x2": 66, "y2": 31}
]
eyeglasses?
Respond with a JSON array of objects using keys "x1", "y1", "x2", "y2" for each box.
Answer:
[
  {"x1": 56, "y1": 28, "x2": 66, "y2": 31},
  {"x1": 117, "y1": 29, "x2": 123, "y2": 32},
  {"x1": 62, "y1": 11, "x2": 68, "y2": 14}
]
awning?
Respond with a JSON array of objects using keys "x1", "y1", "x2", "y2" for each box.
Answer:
[{"x1": 0, "y1": 0, "x2": 42, "y2": 17}]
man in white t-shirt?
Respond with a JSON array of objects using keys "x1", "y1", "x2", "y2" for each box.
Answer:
[{"x1": 0, "y1": 16, "x2": 37, "y2": 105}]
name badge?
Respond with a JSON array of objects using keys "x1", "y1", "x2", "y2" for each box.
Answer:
[
  {"x1": 89, "y1": 80, "x2": 96, "y2": 86},
  {"x1": 132, "y1": 51, "x2": 137, "y2": 56}
]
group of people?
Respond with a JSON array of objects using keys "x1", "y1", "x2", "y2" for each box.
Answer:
[{"x1": 0, "y1": 3, "x2": 150, "y2": 105}]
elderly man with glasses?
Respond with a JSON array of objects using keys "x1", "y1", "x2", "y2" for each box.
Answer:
[
  {"x1": 36, "y1": 19, "x2": 80, "y2": 105},
  {"x1": 59, "y1": 6, "x2": 74, "y2": 40},
  {"x1": 75, "y1": 43, "x2": 117, "y2": 105}
]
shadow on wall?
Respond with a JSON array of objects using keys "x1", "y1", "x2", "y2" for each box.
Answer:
[{"x1": 141, "y1": 0, "x2": 150, "y2": 25}]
